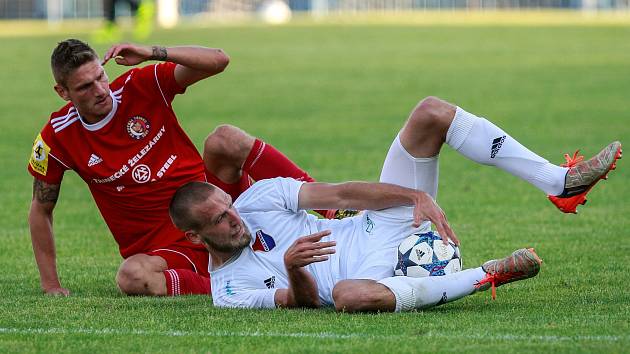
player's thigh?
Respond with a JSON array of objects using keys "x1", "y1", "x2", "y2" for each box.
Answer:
[
  {"x1": 348, "y1": 211, "x2": 432, "y2": 280},
  {"x1": 347, "y1": 246, "x2": 398, "y2": 281}
]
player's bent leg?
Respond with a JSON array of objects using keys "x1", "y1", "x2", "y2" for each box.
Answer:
[
  {"x1": 377, "y1": 248, "x2": 542, "y2": 312},
  {"x1": 116, "y1": 254, "x2": 168, "y2": 296},
  {"x1": 332, "y1": 280, "x2": 396, "y2": 313},
  {"x1": 204, "y1": 124, "x2": 351, "y2": 219},
  {"x1": 203, "y1": 124, "x2": 256, "y2": 184},
  {"x1": 399, "y1": 96, "x2": 457, "y2": 158},
  {"x1": 444, "y1": 105, "x2": 568, "y2": 197}
]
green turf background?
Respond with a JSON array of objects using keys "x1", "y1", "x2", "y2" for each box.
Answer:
[{"x1": 0, "y1": 21, "x2": 628, "y2": 353}]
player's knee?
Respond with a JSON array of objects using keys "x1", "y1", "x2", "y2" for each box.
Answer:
[
  {"x1": 332, "y1": 283, "x2": 354, "y2": 312},
  {"x1": 410, "y1": 96, "x2": 455, "y2": 130},
  {"x1": 204, "y1": 124, "x2": 253, "y2": 161},
  {"x1": 332, "y1": 282, "x2": 374, "y2": 313},
  {"x1": 116, "y1": 258, "x2": 149, "y2": 295}
]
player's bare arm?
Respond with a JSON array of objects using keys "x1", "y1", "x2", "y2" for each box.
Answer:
[
  {"x1": 101, "y1": 43, "x2": 230, "y2": 88},
  {"x1": 298, "y1": 182, "x2": 458, "y2": 245},
  {"x1": 28, "y1": 178, "x2": 69, "y2": 296},
  {"x1": 275, "y1": 231, "x2": 335, "y2": 308}
]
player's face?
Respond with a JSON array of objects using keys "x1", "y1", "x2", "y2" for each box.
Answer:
[
  {"x1": 195, "y1": 190, "x2": 251, "y2": 254},
  {"x1": 55, "y1": 59, "x2": 112, "y2": 123}
]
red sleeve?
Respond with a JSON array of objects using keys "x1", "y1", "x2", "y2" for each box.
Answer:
[
  {"x1": 135, "y1": 62, "x2": 186, "y2": 106},
  {"x1": 27, "y1": 131, "x2": 67, "y2": 185}
]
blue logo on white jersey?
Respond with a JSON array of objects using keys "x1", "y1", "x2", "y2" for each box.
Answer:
[{"x1": 225, "y1": 280, "x2": 235, "y2": 296}]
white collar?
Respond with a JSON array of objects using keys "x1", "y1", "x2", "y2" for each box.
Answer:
[{"x1": 78, "y1": 91, "x2": 118, "y2": 131}]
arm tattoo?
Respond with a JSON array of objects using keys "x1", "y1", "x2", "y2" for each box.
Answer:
[
  {"x1": 33, "y1": 179, "x2": 60, "y2": 204},
  {"x1": 150, "y1": 46, "x2": 168, "y2": 61}
]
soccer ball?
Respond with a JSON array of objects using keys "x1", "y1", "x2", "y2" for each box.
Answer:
[{"x1": 394, "y1": 231, "x2": 462, "y2": 277}]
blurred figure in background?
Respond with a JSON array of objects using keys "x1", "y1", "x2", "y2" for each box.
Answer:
[{"x1": 93, "y1": 0, "x2": 155, "y2": 43}]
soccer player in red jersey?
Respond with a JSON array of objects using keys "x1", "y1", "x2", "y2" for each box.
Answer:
[{"x1": 27, "y1": 39, "x2": 327, "y2": 297}]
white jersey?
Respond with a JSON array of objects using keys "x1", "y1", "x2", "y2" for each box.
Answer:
[{"x1": 209, "y1": 177, "x2": 429, "y2": 309}]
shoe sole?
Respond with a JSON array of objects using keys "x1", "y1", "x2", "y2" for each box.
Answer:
[{"x1": 548, "y1": 143, "x2": 622, "y2": 214}]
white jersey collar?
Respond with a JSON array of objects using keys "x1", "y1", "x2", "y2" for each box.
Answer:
[
  {"x1": 209, "y1": 248, "x2": 244, "y2": 273},
  {"x1": 78, "y1": 91, "x2": 118, "y2": 131}
]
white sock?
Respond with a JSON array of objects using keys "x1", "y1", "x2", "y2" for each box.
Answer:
[
  {"x1": 378, "y1": 268, "x2": 487, "y2": 312},
  {"x1": 445, "y1": 107, "x2": 568, "y2": 196}
]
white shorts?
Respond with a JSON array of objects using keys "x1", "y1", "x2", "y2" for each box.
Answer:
[{"x1": 346, "y1": 134, "x2": 440, "y2": 281}]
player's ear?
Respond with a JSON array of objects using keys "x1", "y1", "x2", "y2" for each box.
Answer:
[
  {"x1": 184, "y1": 231, "x2": 202, "y2": 244},
  {"x1": 54, "y1": 84, "x2": 70, "y2": 101}
]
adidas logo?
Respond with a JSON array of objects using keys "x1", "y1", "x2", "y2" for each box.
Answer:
[
  {"x1": 264, "y1": 276, "x2": 276, "y2": 289},
  {"x1": 490, "y1": 136, "x2": 506, "y2": 158},
  {"x1": 88, "y1": 154, "x2": 103, "y2": 167}
]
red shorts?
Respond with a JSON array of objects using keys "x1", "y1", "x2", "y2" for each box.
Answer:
[{"x1": 147, "y1": 245, "x2": 210, "y2": 277}]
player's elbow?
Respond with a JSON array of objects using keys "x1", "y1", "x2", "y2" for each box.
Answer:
[{"x1": 214, "y1": 50, "x2": 230, "y2": 73}]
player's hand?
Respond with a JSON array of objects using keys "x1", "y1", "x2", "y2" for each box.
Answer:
[
  {"x1": 412, "y1": 191, "x2": 459, "y2": 246},
  {"x1": 102, "y1": 43, "x2": 153, "y2": 67},
  {"x1": 284, "y1": 230, "x2": 336, "y2": 270},
  {"x1": 43, "y1": 286, "x2": 70, "y2": 296}
]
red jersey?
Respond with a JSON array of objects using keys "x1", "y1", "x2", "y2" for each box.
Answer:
[{"x1": 28, "y1": 62, "x2": 207, "y2": 258}]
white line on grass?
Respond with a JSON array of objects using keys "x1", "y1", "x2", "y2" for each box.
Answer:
[{"x1": 0, "y1": 327, "x2": 626, "y2": 343}]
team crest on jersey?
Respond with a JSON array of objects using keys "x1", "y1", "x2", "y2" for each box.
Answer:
[
  {"x1": 252, "y1": 230, "x2": 276, "y2": 252},
  {"x1": 29, "y1": 134, "x2": 50, "y2": 176},
  {"x1": 126, "y1": 116, "x2": 150, "y2": 140}
]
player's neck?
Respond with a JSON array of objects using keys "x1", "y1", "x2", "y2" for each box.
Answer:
[
  {"x1": 77, "y1": 96, "x2": 113, "y2": 125},
  {"x1": 80, "y1": 111, "x2": 107, "y2": 125},
  {"x1": 209, "y1": 249, "x2": 241, "y2": 270}
]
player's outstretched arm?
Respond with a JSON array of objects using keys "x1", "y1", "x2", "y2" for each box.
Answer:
[
  {"x1": 102, "y1": 43, "x2": 230, "y2": 88},
  {"x1": 28, "y1": 178, "x2": 69, "y2": 296},
  {"x1": 275, "y1": 231, "x2": 335, "y2": 308},
  {"x1": 298, "y1": 182, "x2": 458, "y2": 245}
]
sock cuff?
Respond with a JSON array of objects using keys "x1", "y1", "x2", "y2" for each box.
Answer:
[
  {"x1": 242, "y1": 139, "x2": 266, "y2": 171},
  {"x1": 378, "y1": 277, "x2": 416, "y2": 312},
  {"x1": 533, "y1": 163, "x2": 568, "y2": 196},
  {"x1": 163, "y1": 269, "x2": 180, "y2": 296},
  {"x1": 446, "y1": 107, "x2": 477, "y2": 150}
]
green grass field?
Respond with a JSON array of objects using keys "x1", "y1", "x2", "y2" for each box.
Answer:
[{"x1": 0, "y1": 17, "x2": 629, "y2": 353}]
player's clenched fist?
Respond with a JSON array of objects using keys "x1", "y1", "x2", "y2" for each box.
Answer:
[{"x1": 284, "y1": 230, "x2": 336, "y2": 270}]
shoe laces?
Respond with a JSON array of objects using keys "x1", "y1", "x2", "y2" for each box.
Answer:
[
  {"x1": 561, "y1": 150, "x2": 584, "y2": 168},
  {"x1": 475, "y1": 271, "x2": 525, "y2": 300}
]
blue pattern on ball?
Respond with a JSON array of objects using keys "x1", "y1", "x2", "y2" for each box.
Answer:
[{"x1": 395, "y1": 231, "x2": 461, "y2": 277}]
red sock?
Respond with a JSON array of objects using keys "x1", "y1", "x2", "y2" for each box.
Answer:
[
  {"x1": 163, "y1": 269, "x2": 210, "y2": 296},
  {"x1": 242, "y1": 139, "x2": 334, "y2": 218},
  {"x1": 243, "y1": 139, "x2": 316, "y2": 182}
]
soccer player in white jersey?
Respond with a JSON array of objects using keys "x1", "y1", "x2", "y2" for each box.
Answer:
[{"x1": 169, "y1": 97, "x2": 621, "y2": 311}]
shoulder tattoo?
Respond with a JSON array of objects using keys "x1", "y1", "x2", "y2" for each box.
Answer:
[{"x1": 33, "y1": 179, "x2": 60, "y2": 204}]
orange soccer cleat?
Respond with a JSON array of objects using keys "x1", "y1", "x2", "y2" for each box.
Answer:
[
  {"x1": 548, "y1": 141, "x2": 622, "y2": 214},
  {"x1": 475, "y1": 248, "x2": 543, "y2": 300}
]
